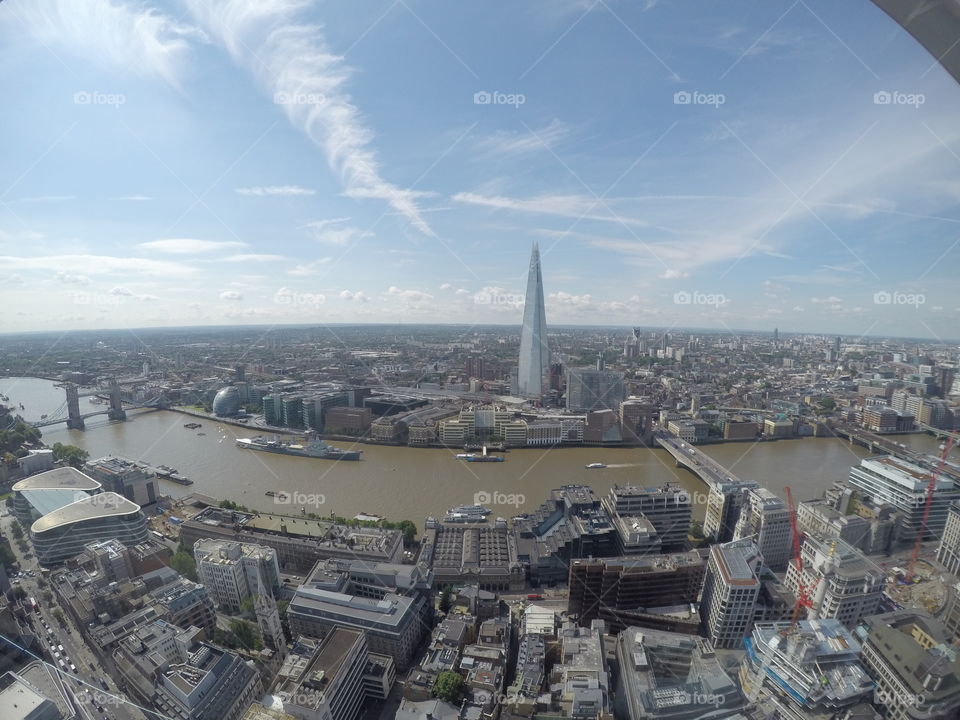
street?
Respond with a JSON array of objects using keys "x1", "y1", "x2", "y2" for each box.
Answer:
[{"x1": 2, "y1": 513, "x2": 147, "y2": 720}]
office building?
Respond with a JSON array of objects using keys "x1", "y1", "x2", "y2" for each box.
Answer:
[
  {"x1": 617, "y1": 628, "x2": 747, "y2": 720},
  {"x1": 703, "y1": 480, "x2": 759, "y2": 543},
  {"x1": 861, "y1": 610, "x2": 960, "y2": 720},
  {"x1": 850, "y1": 456, "x2": 960, "y2": 539},
  {"x1": 517, "y1": 242, "x2": 549, "y2": 396},
  {"x1": 286, "y1": 561, "x2": 429, "y2": 670},
  {"x1": 568, "y1": 552, "x2": 706, "y2": 632},
  {"x1": 565, "y1": 367, "x2": 625, "y2": 413},
  {"x1": 83, "y1": 455, "x2": 159, "y2": 506},
  {"x1": 550, "y1": 620, "x2": 611, "y2": 720},
  {"x1": 619, "y1": 399, "x2": 655, "y2": 445},
  {"x1": 604, "y1": 484, "x2": 692, "y2": 551},
  {"x1": 153, "y1": 642, "x2": 262, "y2": 720},
  {"x1": 700, "y1": 539, "x2": 763, "y2": 649},
  {"x1": 937, "y1": 501, "x2": 960, "y2": 575},
  {"x1": 194, "y1": 540, "x2": 280, "y2": 614},
  {"x1": 179, "y1": 507, "x2": 403, "y2": 573},
  {"x1": 784, "y1": 537, "x2": 884, "y2": 628},
  {"x1": 422, "y1": 518, "x2": 525, "y2": 592},
  {"x1": 733, "y1": 488, "x2": 792, "y2": 571},
  {"x1": 273, "y1": 628, "x2": 394, "y2": 720},
  {"x1": 740, "y1": 620, "x2": 874, "y2": 714}
]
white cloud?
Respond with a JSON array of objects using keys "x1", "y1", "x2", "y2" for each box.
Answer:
[
  {"x1": 9, "y1": 0, "x2": 204, "y2": 87},
  {"x1": 474, "y1": 119, "x2": 570, "y2": 157},
  {"x1": 56, "y1": 272, "x2": 90, "y2": 285},
  {"x1": 140, "y1": 239, "x2": 245, "y2": 254},
  {"x1": 339, "y1": 290, "x2": 369, "y2": 303},
  {"x1": 659, "y1": 269, "x2": 689, "y2": 279},
  {"x1": 810, "y1": 296, "x2": 842, "y2": 304},
  {"x1": 1, "y1": 254, "x2": 196, "y2": 278},
  {"x1": 549, "y1": 291, "x2": 593, "y2": 308},
  {"x1": 235, "y1": 185, "x2": 314, "y2": 196},
  {"x1": 455, "y1": 288, "x2": 470, "y2": 296},
  {"x1": 288, "y1": 258, "x2": 333, "y2": 276},
  {"x1": 386, "y1": 286, "x2": 434, "y2": 303},
  {"x1": 454, "y1": 192, "x2": 649, "y2": 226},
  {"x1": 310, "y1": 225, "x2": 370, "y2": 246},
  {"x1": 439, "y1": 283, "x2": 453, "y2": 291},
  {"x1": 109, "y1": 286, "x2": 134, "y2": 296},
  {"x1": 185, "y1": 0, "x2": 434, "y2": 235},
  {"x1": 223, "y1": 254, "x2": 286, "y2": 262},
  {"x1": 219, "y1": 290, "x2": 243, "y2": 301}
]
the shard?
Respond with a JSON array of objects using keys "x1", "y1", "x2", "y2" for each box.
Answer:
[{"x1": 517, "y1": 242, "x2": 549, "y2": 396}]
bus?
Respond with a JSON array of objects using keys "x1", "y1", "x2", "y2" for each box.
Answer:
[
  {"x1": 527, "y1": 594, "x2": 543, "y2": 601},
  {"x1": 26, "y1": 597, "x2": 38, "y2": 614}
]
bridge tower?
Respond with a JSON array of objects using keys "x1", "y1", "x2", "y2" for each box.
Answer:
[
  {"x1": 107, "y1": 380, "x2": 127, "y2": 421},
  {"x1": 65, "y1": 383, "x2": 85, "y2": 430}
]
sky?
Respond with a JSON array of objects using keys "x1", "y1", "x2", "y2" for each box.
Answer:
[{"x1": 1, "y1": 0, "x2": 959, "y2": 340}]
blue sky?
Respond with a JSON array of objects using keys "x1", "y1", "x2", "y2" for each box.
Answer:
[{"x1": 1, "y1": 0, "x2": 959, "y2": 339}]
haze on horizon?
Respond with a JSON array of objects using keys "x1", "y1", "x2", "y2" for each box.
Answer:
[{"x1": 2, "y1": 0, "x2": 960, "y2": 340}]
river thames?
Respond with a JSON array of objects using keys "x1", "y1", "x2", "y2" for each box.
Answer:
[{"x1": 1, "y1": 376, "x2": 945, "y2": 524}]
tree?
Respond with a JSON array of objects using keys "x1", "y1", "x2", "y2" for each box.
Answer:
[
  {"x1": 438, "y1": 585, "x2": 453, "y2": 613},
  {"x1": 10, "y1": 522, "x2": 23, "y2": 540},
  {"x1": 433, "y1": 671, "x2": 463, "y2": 703},
  {"x1": 229, "y1": 619, "x2": 263, "y2": 651},
  {"x1": 51, "y1": 443, "x2": 89, "y2": 469},
  {"x1": 12, "y1": 586, "x2": 26, "y2": 600},
  {"x1": 53, "y1": 608, "x2": 64, "y2": 623},
  {"x1": 396, "y1": 520, "x2": 417, "y2": 547},
  {"x1": 239, "y1": 596, "x2": 256, "y2": 619},
  {"x1": 170, "y1": 551, "x2": 197, "y2": 581}
]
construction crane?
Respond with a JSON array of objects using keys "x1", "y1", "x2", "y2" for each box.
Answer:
[
  {"x1": 784, "y1": 486, "x2": 820, "y2": 628},
  {"x1": 905, "y1": 438, "x2": 956, "y2": 583}
]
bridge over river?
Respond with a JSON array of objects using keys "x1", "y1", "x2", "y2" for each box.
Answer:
[{"x1": 654, "y1": 431, "x2": 747, "y2": 490}]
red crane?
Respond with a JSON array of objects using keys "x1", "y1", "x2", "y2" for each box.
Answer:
[
  {"x1": 784, "y1": 486, "x2": 820, "y2": 627},
  {"x1": 905, "y1": 438, "x2": 955, "y2": 583}
]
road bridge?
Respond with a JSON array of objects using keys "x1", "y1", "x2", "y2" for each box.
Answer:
[{"x1": 654, "y1": 431, "x2": 746, "y2": 490}]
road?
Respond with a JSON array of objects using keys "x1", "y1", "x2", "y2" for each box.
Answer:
[{"x1": 1, "y1": 512, "x2": 147, "y2": 720}]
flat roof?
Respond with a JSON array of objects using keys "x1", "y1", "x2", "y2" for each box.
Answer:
[
  {"x1": 20, "y1": 488, "x2": 91, "y2": 517},
  {"x1": 32, "y1": 492, "x2": 141, "y2": 534},
  {"x1": 12, "y1": 466, "x2": 101, "y2": 492},
  {"x1": 0, "y1": 672, "x2": 49, "y2": 718}
]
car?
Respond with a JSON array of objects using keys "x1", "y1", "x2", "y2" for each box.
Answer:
[
  {"x1": 56, "y1": 645, "x2": 64, "y2": 653},
  {"x1": 96, "y1": 706, "x2": 104, "y2": 713},
  {"x1": 70, "y1": 663, "x2": 77, "y2": 673},
  {"x1": 54, "y1": 652, "x2": 60, "y2": 659}
]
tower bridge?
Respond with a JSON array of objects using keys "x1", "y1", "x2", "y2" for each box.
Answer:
[{"x1": 30, "y1": 381, "x2": 168, "y2": 430}]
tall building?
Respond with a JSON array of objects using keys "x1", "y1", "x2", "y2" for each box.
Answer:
[
  {"x1": 699, "y1": 539, "x2": 763, "y2": 649},
  {"x1": 783, "y1": 537, "x2": 884, "y2": 628},
  {"x1": 850, "y1": 456, "x2": 960, "y2": 539},
  {"x1": 194, "y1": 539, "x2": 280, "y2": 614},
  {"x1": 860, "y1": 610, "x2": 960, "y2": 720},
  {"x1": 567, "y1": 552, "x2": 706, "y2": 632},
  {"x1": 740, "y1": 620, "x2": 873, "y2": 714},
  {"x1": 732, "y1": 488, "x2": 792, "y2": 571},
  {"x1": 617, "y1": 628, "x2": 748, "y2": 720},
  {"x1": 703, "y1": 481, "x2": 759, "y2": 543},
  {"x1": 517, "y1": 242, "x2": 549, "y2": 396},
  {"x1": 565, "y1": 367, "x2": 625, "y2": 412},
  {"x1": 551, "y1": 620, "x2": 610, "y2": 719},
  {"x1": 834, "y1": 335, "x2": 841, "y2": 354},
  {"x1": 604, "y1": 484, "x2": 692, "y2": 551},
  {"x1": 937, "y1": 501, "x2": 960, "y2": 575}
]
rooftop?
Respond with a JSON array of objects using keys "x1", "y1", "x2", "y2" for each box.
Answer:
[
  {"x1": 12, "y1": 466, "x2": 101, "y2": 492},
  {"x1": 31, "y1": 492, "x2": 142, "y2": 534}
]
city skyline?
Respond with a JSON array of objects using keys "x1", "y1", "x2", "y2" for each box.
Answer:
[{"x1": 2, "y1": 1, "x2": 960, "y2": 339}]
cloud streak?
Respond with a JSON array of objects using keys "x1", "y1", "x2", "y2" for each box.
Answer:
[{"x1": 185, "y1": 0, "x2": 434, "y2": 235}]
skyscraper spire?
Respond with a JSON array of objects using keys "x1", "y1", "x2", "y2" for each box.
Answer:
[{"x1": 518, "y1": 242, "x2": 549, "y2": 396}]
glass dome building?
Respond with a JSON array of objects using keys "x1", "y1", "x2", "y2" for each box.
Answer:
[{"x1": 213, "y1": 386, "x2": 241, "y2": 417}]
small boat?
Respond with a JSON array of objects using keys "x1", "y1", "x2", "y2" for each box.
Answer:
[
  {"x1": 444, "y1": 504, "x2": 492, "y2": 522},
  {"x1": 461, "y1": 446, "x2": 504, "y2": 463},
  {"x1": 586, "y1": 463, "x2": 607, "y2": 469},
  {"x1": 184, "y1": 422, "x2": 202, "y2": 429},
  {"x1": 197, "y1": 432, "x2": 206, "y2": 436},
  {"x1": 455, "y1": 453, "x2": 473, "y2": 459},
  {"x1": 40, "y1": 414, "x2": 47, "y2": 419}
]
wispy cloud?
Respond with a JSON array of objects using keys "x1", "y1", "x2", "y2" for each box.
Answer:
[
  {"x1": 185, "y1": 0, "x2": 434, "y2": 235},
  {"x1": 453, "y1": 191, "x2": 649, "y2": 226},
  {"x1": 8, "y1": 0, "x2": 204, "y2": 87},
  {"x1": 235, "y1": 185, "x2": 315, "y2": 197},
  {"x1": 222, "y1": 253, "x2": 286, "y2": 262},
  {"x1": 0, "y1": 255, "x2": 196, "y2": 277},
  {"x1": 474, "y1": 119, "x2": 570, "y2": 157},
  {"x1": 139, "y1": 239, "x2": 245, "y2": 254},
  {"x1": 288, "y1": 257, "x2": 333, "y2": 276}
]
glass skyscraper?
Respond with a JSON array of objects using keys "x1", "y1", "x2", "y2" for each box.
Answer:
[{"x1": 517, "y1": 242, "x2": 548, "y2": 396}]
